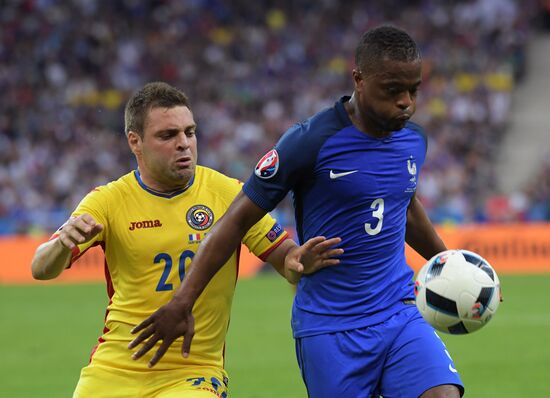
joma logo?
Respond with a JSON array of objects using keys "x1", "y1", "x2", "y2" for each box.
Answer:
[{"x1": 129, "y1": 220, "x2": 162, "y2": 230}]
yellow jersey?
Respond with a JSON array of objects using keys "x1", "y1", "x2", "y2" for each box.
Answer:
[{"x1": 56, "y1": 166, "x2": 288, "y2": 372}]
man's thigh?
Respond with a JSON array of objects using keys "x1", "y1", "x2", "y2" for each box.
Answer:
[
  {"x1": 296, "y1": 326, "x2": 391, "y2": 398},
  {"x1": 380, "y1": 307, "x2": 464, "y2": 398},
  {"x1": 73, "y1": 364, "x2": 141, "y2": 398}
]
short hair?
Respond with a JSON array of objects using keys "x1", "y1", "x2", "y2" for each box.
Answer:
[
  {"x1": 355, "y1": 25, "x2": 421, "y2": 74},
  {"x1": 124, "y1": 82, "x2": 190, "y2": 137}
]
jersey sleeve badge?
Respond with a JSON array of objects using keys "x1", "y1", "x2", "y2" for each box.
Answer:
[{"x1": 254, "y1": 149, "x2": 279, "y2": 179}]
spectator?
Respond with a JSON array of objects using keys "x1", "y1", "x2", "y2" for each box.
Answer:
[{"x1": 0, "y1": 0, "x2": 542, "y2": 234}]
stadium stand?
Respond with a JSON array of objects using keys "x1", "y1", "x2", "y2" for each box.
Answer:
[
  {"x1": 494, "y1": 34, "x2": 550, "y2": 222},
  {"x1": 0, "y1": 0, "x2": 546, "y2": 234}
]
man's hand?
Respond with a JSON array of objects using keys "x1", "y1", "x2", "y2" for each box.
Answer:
[
  {"x1": 58, "y1": 214, "x2": 103, "y2": 250},
  {"x1": 31, "y1": 213, "x2": 104, "y2": 280},
  {"x1": 284, "y1": 236, "x2": 343, "y2": 284},
  {"x1": 128, "y1": 299, "x2": 195, "y2": 368}
]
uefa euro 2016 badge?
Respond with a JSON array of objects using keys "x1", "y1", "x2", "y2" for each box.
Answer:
[
  {"x1": 186, "y1": 205, "x2": 214, "y2": 230},
  {"x1": 254, "y1": 149, "x2": 279, "y2": 179}
]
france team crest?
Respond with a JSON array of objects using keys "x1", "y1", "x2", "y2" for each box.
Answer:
[{"x1": 254, "y1": 149, "x2": 279, "y2": 179}]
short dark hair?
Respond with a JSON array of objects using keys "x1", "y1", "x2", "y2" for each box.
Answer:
[
  {"x1": 355, "y1": 25, "x2": 421, "y2": 74},
  {"x1": 124, "y1": 82, "x2": 190, "y2": 137}
]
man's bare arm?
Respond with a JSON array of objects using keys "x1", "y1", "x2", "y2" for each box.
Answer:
[
  {"x1": 31, "y1": 214, "x2": 103, "y2": 280},
  {"x1": 405, "y1": 193, "x2": 446, "y2": 260}
]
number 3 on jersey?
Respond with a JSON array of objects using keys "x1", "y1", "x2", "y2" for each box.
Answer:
[
  {"x1": 365, "y1": 198, "x2": 384, "y2": 236},
  {"x1": 154, "y1": 250, "x2": 195, "y2": 291}
]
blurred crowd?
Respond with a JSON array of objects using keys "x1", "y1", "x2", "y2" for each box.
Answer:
[{"x1": 0, "y1": 0, "x2": 548, "y2": 235}]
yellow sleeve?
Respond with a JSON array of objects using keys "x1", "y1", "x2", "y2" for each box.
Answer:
[
  {"x1": 242, "y1": 213, "x2": 289, "y2": 261},
  {"x1": 50, "y1": 186, "x2": 109, "y2": 262}
]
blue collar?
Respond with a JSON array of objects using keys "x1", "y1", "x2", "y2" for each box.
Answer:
[{"x1": 133, "y1": 169, "x2": 195, "y2": 198}]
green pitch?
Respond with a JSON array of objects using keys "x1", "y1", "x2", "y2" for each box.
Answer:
[{"x1": 1, "y1": 274, "x2": 548, "y2": 397}]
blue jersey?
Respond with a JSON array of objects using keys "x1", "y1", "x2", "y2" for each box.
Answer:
[{"x1": 243, "y1": 96, "x2": 427, "y2": 337}]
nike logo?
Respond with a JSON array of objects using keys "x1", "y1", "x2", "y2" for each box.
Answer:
[
  {"x1": 448, "y1": 364, "x2": 458, "y2": 373},
  {"x1": 329, "y1": 170, "x2": 358, "y2": 179}
]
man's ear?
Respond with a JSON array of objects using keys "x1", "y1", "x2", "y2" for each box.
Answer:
[
  {"x1": 352, "y1": 68, "x2": 363, "y2": 91},
  {"x1": 127, "y1": 131, "x2": 142, "y2": 156}
]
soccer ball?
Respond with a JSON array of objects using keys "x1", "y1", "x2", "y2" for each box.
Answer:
[{"x1": 414, "y1": 250, "x2": 501, "y2": 334}]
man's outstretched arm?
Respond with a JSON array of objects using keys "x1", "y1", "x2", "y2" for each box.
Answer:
[{"x1": 271, "y1": 236, "x2": 343, "y2": 284}]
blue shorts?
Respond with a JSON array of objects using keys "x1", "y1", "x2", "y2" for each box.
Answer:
[{"x1": 295, "y1": 305, "x2": 464, "y2": 398}]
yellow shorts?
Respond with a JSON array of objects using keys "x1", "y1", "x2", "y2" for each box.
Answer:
[
  {"x1": 73, "y1": 322, "x2": 228, "y2": 397},
  {"x1": 74, "y1": 364, "x2": 228, "y2": 397}
]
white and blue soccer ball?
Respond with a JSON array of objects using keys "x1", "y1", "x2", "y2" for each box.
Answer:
[{"x1": 414, "y1": 250, "x2": 501, "y2": 334}]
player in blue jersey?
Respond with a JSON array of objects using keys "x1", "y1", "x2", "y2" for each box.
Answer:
[{"x1": 130, "y1": 26, "x2": 464, "y2": 397}]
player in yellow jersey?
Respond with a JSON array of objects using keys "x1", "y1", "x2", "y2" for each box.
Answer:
[{"x1": 31, "y1": 82, "x2": 343, "y2": 398}]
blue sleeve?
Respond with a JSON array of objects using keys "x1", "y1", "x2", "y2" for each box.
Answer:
[{"x1": 243, "y1": 122, "x2": 317, "y2": 211}]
